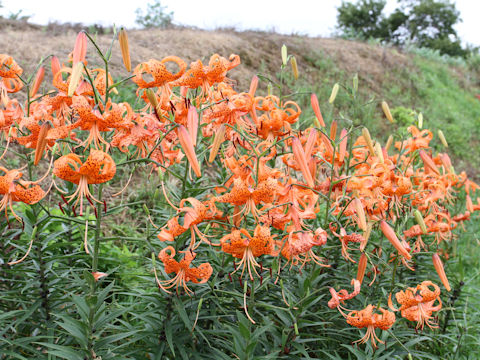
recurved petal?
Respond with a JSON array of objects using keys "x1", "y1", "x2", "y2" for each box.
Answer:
[
  {"x1": 79, "y1": 150, "x2": 116, "y2": 184},
  {"x1": 53, "y1": 153, "x2": 83, "y2": 184}
]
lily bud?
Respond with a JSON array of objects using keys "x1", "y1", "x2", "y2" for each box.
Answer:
[
  {"x1": 362, "y1": 127, "x2": 375, "y2": 156},
  {"x1": 419, "y1": 150, "x2": 440, "y2": 175},
  {"x1": 145, "y1": 88, "x2": 158, "y2": 109},
  {"x1": 380, "y1": 220, "x2": 412, "y2": 260},
  {"x1": 68, "y1": 62, "x2": 83, "y2": 97},
  {"x1": 339, "y1": 128, "x2": 348, "y2": 164},
  {"x1": 353, "y1": 73, "x2": 358, "y2": 93},
  {"x1": 118, "y1": 28, "x2": 132, "y2": 72},
  {"x1": 356, "y1": 253, "x2": 367, "y2": 284},
  {"x1": 304, "y1": 128, "x2": 318, "y2": 159},
  {"x1": 328, "y1": 83, "x2": 339, "y2": 104},
  {"x1": 30, "y1": 66, "x2": 45, "y2": 98},
  {"x1": 92, "y1": 272, "x2": 108, "y2": 282},
  {"x1": 281, "y1": 44, "x2": 287, "y2": 66},
  {"x1": 209, "y1": 124, "x2": 226, "y2": 163},
  {"x1": 34, "y1": 123, "x2": 51, "y2": 166},
  {"x1": 330, "y1": 120, "x2": 337, "y2": 141},
  {"x1": 178, "y1": 125, "x2": 201, "y2": 177},
  {"x1": 267, "y1": 83, "x2": 273, "y2": 96},
  {"x1": 414, "y1": 209, "x2": 427, "y2": 234},
  {"x1": 385, "y1": 134, "x2": 393, "y2": 151},
  {"x1": 248, "y1": 75, "x2": 259, "y2": 97},
  {"x1": 187, "y1": 106, "x2": 198, "y2": 146},
  {"x1": 438, "y1": 129, "x2": 448, "y2": 148},
  {"x1": 354, "y1": 198, "x2": 367, "y2": 232},
  {"x1": 51, "y1": 56, "x2": 61, "y2": 77},
  {"x1": 418, "y1": 112, "x2": 423, "y2": 128},
  {"x1": 361, "y1": 222, "x2": 372, "y2": 251},
  {"x1": 374, "y1": 142, "x2": 384, "y2": 163},
  {"x1": 292, "y1": 137, "x2": 314, "y2": 188},
  {"x1": 290, "y1": 56, "x2": 298, "y2": 80},
  {"x1": 432, "y1": 253, "x2": 451, "y2": 291},
  {"x1": 466, "y1": 195, "x2": 474, "y2": 213},
  {"x1": 310, "y1": 93, "x2": 325, "y2": 127},
  {"x1": 439, "y1": 153, "x2": 452, "y2": 170},
  {"x1": 73, "y1": 31, "x2": 87, "y2": 65},
  {"x1": 381, "y1": 101, "x2": 394, "y2": 123}
]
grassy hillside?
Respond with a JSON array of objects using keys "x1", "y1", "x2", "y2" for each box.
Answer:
[{"x1": 2, "y1": 19, "x2": 479, "y2": 178}]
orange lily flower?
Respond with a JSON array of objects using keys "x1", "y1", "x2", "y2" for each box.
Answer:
[
  {"x1": 156, "y1": 246, "x2": 213, "y2": 296},
  {"x1": 157, "y1": 196, "x2": 217, "y2": 249},
  {"x1": 279, "y1": 228, "x2": 328, "y2": 268},
  {"x1": 53, "y1": 150, "x2": 116, "y2": 214},
  {"x1": 133, "y1": 56, "x2": 186, "y2": 105},
  {"x1": 72, "y1": 96, "x2": 130, "y2": 148},
  {"x1": 330, "y1": 224, "x2": 365, "y2": 263},
  {"x1": 0, "y1": 54, "x2": 24, "y2": 97},
  {"x1": 0, "y1": 167, "x2": 46, "y2": 221},
  {"x1": 328, "y1": 279, "x2": 361, "y2": 311},
  {"x1": 220, "y1": 225, "x2": 274, "y2": 280},
  {"x1": 388, "y1": 281, "x2": 442, "y2": 330},
  {"x1": 346, "y1": 305, "x2": 395, "y2": 348},
  {"x1": 92, "y1": 272, "x2": 108, "y2": 281}
]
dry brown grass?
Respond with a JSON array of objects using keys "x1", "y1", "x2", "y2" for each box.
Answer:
[{"x1": 1, "y1": 19, "x2": 410, "y2": 93}]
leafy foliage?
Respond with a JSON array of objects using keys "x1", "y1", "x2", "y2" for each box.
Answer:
[
  {"x1": 135, "y1": 0, "x2": 174, "y2": 29},
  {"x1": 337, "y1": 0, "x2": 467, "y2": 57}
]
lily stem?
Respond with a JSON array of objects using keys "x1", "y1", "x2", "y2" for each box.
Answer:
[{"x1": 92, "y1": 184, "x2": 104, "y2": 275}]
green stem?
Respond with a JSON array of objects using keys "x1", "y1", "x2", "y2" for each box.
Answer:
[{"x1": 92, "y1": 184, "x2": 104, "y2": 274}]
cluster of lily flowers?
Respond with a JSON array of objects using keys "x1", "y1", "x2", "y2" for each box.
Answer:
[{"x1": 1, "y1": 30, "x2": 479, "y2": 348}]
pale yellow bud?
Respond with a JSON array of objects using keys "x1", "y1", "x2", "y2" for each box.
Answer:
[
  {"x1": 145, "y1": 89, "x2": 158, "y2": 109},
  {"x1": 329, "y1": 83, "x2": 340, "y2": 104},
  {"x1": 438, "y1": 129, "x2": 448, "y2": 147},
  {"x1": 281, "y1": 44, "x2": 287, "y2": 66},
  {"x1": 385, "y1": 134, "x2": 393, "y2": 151},
  {"x1": 418, "y1": 112, "x2": 423, "y2": 128},
  {"x1": 362, "y1": 127, "x2": 375, "y2": 156},
  {"x1": 374, "y1": 142, "x2": 384, "y2": 163},
  {"x1": 290, "y1": 56, "x2": 298, "y2": 80},
  {"x1": 381, "y1": 101, "x2": 394, "y2": 123}
]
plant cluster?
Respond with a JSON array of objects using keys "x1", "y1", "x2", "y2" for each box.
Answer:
[
  {"x1": 0, "y1": 29, "x2": 479, "y2": 358},
  {"x1": 337, "y1": 0, "x2": 469, "y2": 58}
]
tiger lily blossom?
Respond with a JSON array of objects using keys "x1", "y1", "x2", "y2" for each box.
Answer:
[
  {"x1": 346, "y1": 305, "x2": 395, "y2": 348},
  {"x1": 0, "y1": 167, "x2": 47, "y2": 221},
  {"x1": 53, "y1": 150, "x2": 116, "y2": 215},
  {"x1": 388, "y1": 281, "x2": 442, "y2": 329},
  {"x1": 156, "y1": 246, "x2": 212, "y2": 296}
]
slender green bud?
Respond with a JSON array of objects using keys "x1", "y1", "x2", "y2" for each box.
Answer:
[{"x1": 414, "y1": 209, "x2": 427, "y2": 234}]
